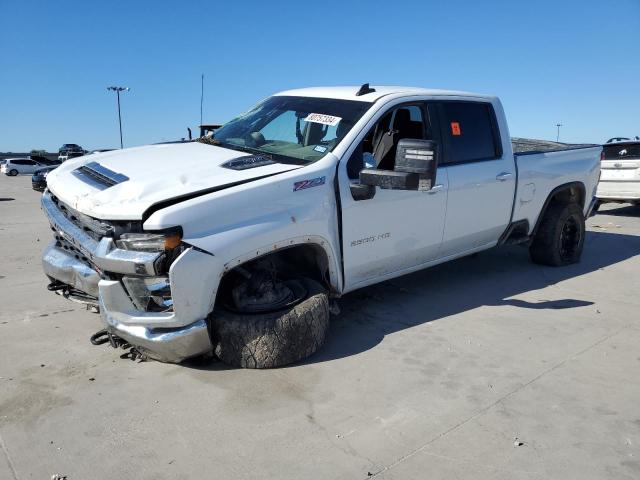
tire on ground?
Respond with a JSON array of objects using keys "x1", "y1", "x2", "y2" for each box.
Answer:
[
  {"x1": 211, "y1": 278, "x2": 329, "y2": 368},
  {"x1": 529, "y1": 202, "x2": 585, "y2": 266}
]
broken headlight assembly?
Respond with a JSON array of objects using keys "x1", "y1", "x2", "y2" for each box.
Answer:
[
  {"x1": 122, "y1": 276, "x2": 173, "y2": 311},
  {"x1": 116, "y1": 228, "x2": 185, "y2": 312},
  {"x1": 116, "y1": 231, "x2": 182, "y2": 252}
]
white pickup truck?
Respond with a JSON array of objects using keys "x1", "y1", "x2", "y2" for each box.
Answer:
[{"x1": 41, "y1": 85, "x2": 601, "y2": 368}]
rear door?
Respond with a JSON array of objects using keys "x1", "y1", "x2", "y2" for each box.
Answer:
[
  {"x1": 436, "y1": 101, "x2": 515, "y2": 256},
  {"x1": 23, "y1": 160, "x2": 38, "y2": 173}
]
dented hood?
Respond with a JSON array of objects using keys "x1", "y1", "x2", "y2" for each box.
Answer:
[{"x1": 46, "y1": 142, "x2": 302, "y2": 220}]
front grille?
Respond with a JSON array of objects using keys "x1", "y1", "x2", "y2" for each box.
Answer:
[
  {"x1": 51, "y1": 228, "x2": 101, "y2": 274},
  {"x1": 49, "y1": 195, "x2": 111, "y2": 241}
]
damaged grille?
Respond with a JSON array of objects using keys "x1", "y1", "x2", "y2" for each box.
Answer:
[{"x1": 49, "y1": 195, "x2": 111, "y2": 241}]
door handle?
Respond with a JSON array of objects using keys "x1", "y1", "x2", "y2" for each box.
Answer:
[
  {"x1": 428, "y1": 184, "x2": 444, "y2": 194},
  {"x1": 496, "y1": 172, "x2": 513, "y2": 182}
]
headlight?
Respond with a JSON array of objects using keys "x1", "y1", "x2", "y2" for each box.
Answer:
[
  {"x1": 122, "y1": 276, "x2": 172, "y2": 311},
  {"x1": 116, "y1": 231, "x2": 182, "y2": 252}
]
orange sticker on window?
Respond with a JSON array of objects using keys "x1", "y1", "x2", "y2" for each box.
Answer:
[{"x1": 451, "y1": 122, "x2": 461, "y2": 136}]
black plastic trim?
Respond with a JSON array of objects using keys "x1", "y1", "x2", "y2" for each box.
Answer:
[
  {"x1": 333, "y1": 164, "x2": 346, "y2": 290},
  {"x1": 530, "y1": 181, "x2": 586, "y2": 239}
]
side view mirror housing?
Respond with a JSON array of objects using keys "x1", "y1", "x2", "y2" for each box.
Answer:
[{"x1": 359, "y1": 139, "x2": 438, "y2": 191}]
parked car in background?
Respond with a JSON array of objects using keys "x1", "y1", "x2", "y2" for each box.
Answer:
[
  {"x1": 596, "y1": 137, "x2": 640, "y2": 206},
  {"x1": 1, "y1": 158, "x2": 44, "y2": 176},
  {"x1": 32, "y1": 166, "x2": 58, "y2": 192},
  {"x1": 58, "y1": 144, "x2": 85, "y2": 162}
]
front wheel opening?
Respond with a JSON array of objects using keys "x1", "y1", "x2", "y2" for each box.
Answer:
[{"x1": 225, "y1": 273, "x2": 308, "y2": 314}]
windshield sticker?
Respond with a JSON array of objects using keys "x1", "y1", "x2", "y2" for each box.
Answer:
[
  {"x1": 451, "y1": 122, "x2": 461, "y2": 136},
  {"x1": 294, "y1": 176, "x2": 326, "y2": 191},
  {"x1": 313, "y1": 145, "x2": 328, "y2": 153},
  {"x1": 304, "y1": 113, "x2": 342, "y2": 127}
]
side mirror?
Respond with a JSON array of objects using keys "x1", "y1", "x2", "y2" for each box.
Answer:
[{"x1": 359, "y1": 139, "x2": 438, "y2": 191}]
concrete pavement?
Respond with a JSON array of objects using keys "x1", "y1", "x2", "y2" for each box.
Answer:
[{"x1": 1, "y1": 174, "x2": 639, "y2": 479}]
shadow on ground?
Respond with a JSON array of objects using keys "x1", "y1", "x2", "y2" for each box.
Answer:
[
  {"x1": 308, "y1": 230, "x2": 639, "y2": 365},
  {"x1": 597, "y1": 204, "x2": 640, "y2": 217},
  {"x1": 184, "y1": 230, "x2": 639, "y2": 370}
]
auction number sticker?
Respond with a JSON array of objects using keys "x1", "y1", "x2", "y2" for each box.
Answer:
[{"x1": 304, "y1": 113, "x2": 342, "y2": 126}]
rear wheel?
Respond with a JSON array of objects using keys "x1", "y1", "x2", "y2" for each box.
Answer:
[
  {"x1": 211, "y1": 277, "x2": 329, "y2": 369},
  {"x1": 530, "y1": 203, "x2": 585, "y2": 266},
  {"x1": 8, "y1": 169, "x2": 18, "y2": 176}
]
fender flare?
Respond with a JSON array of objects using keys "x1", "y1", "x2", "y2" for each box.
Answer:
[
  {"x1": 219, "y1": 235, "x2": 342, "y2": 294},
  {"x1": 531, "y1": 181, "x2": 586, "y2": 238}
]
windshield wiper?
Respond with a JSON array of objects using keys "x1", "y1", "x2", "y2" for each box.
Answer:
[{"x1": 216, "y1": 142, "x2": 307, "y2": 165}]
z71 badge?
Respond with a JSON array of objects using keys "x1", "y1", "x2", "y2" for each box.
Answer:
[{"x1": 294, "y1": 176, "x2": 326, "y2": 191}]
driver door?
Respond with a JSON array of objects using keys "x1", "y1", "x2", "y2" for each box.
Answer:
[{"x1": 339, "y1": 102, "x2": 449, "y2": 291}]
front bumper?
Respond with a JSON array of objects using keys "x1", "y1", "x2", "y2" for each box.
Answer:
[
  {"x1": 103, "y1": 316, "x2": 211, "y2": 363},
  {"x1": 40, "y1": 191, "x2": 214, "y2": 363}
]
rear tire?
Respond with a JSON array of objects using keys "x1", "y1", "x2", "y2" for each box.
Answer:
[
  {"x1": 530, "y1": 203, "x2": 585, "y2": 266},
  {"x1": 211, "y1": 278, "x2": 329, "y2": 368},
  {"x1": 8, "y1": 169, "x2": 18, "y2": 176}
]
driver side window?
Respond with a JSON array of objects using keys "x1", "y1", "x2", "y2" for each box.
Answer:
[{"x1": 347, "y1": 104, "x2": 431, "y2": 179}]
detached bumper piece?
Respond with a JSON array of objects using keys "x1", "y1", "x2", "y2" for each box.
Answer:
[{"x1": 102, "y1": 318, "x2": 211, "y2": 363}]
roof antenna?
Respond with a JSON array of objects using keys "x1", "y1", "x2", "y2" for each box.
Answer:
[{"x1": 356, "y1": 83, "x2": 376, "y2": 96}]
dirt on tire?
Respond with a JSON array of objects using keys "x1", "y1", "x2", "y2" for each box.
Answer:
[
  {"x1": 530, "y1": 202, "x2": 585, "y2": 266},
  {"x1": 211, "y1": 278, "x2": 329, "y2": 368}
]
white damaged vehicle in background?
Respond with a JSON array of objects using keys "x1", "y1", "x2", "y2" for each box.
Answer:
[
  {"x1": 596, "y1": 138, "x2": 640, "y2": 206},
  {"x1": 40, "y1": 84, "x2": 601, "y2": 367}
]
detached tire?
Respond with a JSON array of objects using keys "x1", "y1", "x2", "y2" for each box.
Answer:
[
  {"x1": 530, "y1": 202, "x2": 585, "y2": 266},
  {"x1": 212, "y1": 278, "x2": 329, "y2": 368}
]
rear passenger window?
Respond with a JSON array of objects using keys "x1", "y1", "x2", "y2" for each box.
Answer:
[{"x1": 440, "y1": 102, "x2": 500, "y2": 163}]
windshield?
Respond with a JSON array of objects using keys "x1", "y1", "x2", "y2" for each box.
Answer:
[{"x1": 210, "y1": 96, "x2": 371, "y2": 164}]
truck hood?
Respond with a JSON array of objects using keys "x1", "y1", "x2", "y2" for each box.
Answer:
[{"x1": 46, "y1": 142, "x2": 302, "y2": 220}]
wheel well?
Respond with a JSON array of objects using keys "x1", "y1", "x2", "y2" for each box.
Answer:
[
  {"x1": 548, "y1": 183, "x2": 585, "y2": 209},
  {"x1": 532, "y1": 182, "x2": 586, "y2": 238},
  {"x1": 216, "y1": 244, "x2": 331, "y2": 308}
]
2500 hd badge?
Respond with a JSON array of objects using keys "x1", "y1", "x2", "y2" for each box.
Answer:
[{"x1": 351, "y1": 232, "x2": 391, "y2": 247}]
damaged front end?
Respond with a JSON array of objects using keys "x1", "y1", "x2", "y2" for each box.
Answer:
[{"x1": 40, "y1": 191, "x2": 213, "y2": 362}]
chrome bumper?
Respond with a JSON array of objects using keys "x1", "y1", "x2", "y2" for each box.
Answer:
[
  {"x1": 40, "y1": 191, "x2": 214, "y2": 363},
  {"x1": 42, "y1": 241, "x2": 100, "y2": 297},
  {"x1": 41, "y1": 191, "x2": 161, "y2": 276},
  {"x1": 103, "y1": 317, "x2": 212, "y2": 363}
]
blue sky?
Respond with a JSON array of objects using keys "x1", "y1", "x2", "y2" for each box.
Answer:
[{"x1": 1, "y1": 0, "x2": 638, "y2": 152}]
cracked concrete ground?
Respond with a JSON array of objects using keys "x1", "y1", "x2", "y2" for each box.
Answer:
[{"x1": 1, "y1": 175, "x2": 639, "y2": 479}]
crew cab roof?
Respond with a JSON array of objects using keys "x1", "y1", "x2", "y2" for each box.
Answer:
[{"x1": 274, "y1": 85, "x2": 491, "y2": 102}]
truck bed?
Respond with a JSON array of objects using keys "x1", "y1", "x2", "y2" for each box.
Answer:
[
  {"x1": 512, "y1": 137, "x2": 598, "y2": 155},
  {"x1": 511, "y1": 143, "x2": 602, "y2": 235}
]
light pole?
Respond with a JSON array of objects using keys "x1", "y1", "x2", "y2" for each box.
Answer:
[
  {"x1": 556, "y1": 123, "x2": 563, "y2": 142},
  {"x1": 107, "y1": 86, "x2": 130, "y2": 148}
]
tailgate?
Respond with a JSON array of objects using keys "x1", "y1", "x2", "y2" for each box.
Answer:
[{"x1": 600, "y1": 159, "x2": 640, "y2": 181}]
